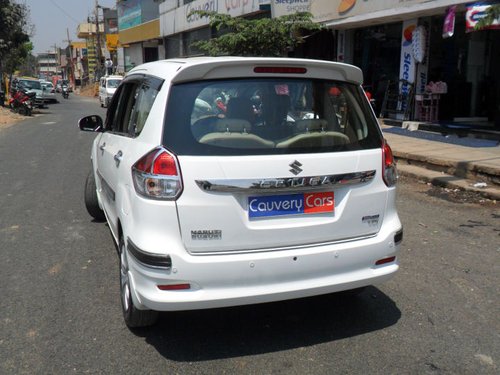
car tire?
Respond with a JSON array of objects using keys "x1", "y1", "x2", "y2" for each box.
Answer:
[
  {"x1": 84, "y1": 171, "x2": 106, "y2": 221},
  {"x1": 119, "y1": 237, "x2": 159, "y2": 328}
]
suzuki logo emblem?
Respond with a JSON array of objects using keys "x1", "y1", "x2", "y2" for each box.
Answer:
[{"x1": 289, "y1": 160, "x2": 303, "y2": 175}]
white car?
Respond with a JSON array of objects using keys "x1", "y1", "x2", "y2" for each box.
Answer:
[
  {"x1": 79, "y1": 57, "x2": 402, "y2": 327},
  {"x1": 99, "y1": 75, "x2": 123, "y2": 107},
  {"x1": 40, "y1": 81, "x2": 57, "y2": 103}
]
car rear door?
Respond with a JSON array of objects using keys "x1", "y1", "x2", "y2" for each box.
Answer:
[
  {"x1": 176, "y1": 151, "x2": 386, "y2": 254},
  {"x1": 164, "y1": 68, "x2": 389, "y2": 254}
]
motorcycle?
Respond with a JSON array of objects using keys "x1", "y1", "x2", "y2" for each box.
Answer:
[
  {"x1": 9, "y1": 85, "x2": 35, "y2": 116},
  {"x1": 62, "y1": 85, "x2": 69, "y2": 99}
]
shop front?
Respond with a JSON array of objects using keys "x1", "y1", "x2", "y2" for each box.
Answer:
[
  {"x1": 426, "y1": 6, "x2": 500, "y2": 127},
  {"x1": 312, "y1": 0, "x2": 499, "y2": 128},
  {"x1": 117, "y1": 0, "x2": 162, "y2": 72},
  {"x1": 160, "y1": 0, "x2": 267, "y2": 58}
]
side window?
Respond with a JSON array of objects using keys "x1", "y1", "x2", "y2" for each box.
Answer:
[
  {"x1": 104, "y1": 75, "x2": 163, "y2": 136},
  {"x1": 127, "y1": 79, "x2": 160, "y2": 136},
  {"x1": 105, "y1": 82, "x2": 140, "y2": 134}
]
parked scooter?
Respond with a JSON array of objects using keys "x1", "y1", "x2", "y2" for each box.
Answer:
[
  {"x1": 62, "y1": 85, "x2": 69, "y2": 99},
  {"x1": 9, "y1": 83, "x2": 35, "y2": 116}
]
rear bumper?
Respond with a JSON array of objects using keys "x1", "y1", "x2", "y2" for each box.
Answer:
[
  {"x1": 126, "y1": 222, "x2": 402, "y2": 311},
  {"x1": 34, "y1": 97, "x2": 47, "y2": 106}
]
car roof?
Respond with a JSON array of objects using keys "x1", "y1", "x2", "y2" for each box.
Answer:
[{"x1": 126, "y1": 57, "x2": 363, "y2": 85}]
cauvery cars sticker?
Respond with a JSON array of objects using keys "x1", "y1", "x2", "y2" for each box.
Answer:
[{"x1": 248, "y1": 192, "x2": 334, "y2": 218}]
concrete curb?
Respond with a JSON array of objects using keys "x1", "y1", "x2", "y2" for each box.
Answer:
[
  {"x1": 383, "y1": 127, "x2": 500, "y2": 197},
  {"x1": 392, "y1": 150, "x2": 500, "y2": 184},
  {"x1": 397, "y1": 163, "x2": 500, "y2": 201}
]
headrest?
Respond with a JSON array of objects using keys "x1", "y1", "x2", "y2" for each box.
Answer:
[
  {"x1": 214, "y1": 119, "x2": 252, "y2": 133},
  {"x1": 294, "y1": 119, "x2": 328, "y2": 133},
  {"x1": 226, "y1": 97, "x2": 254, "y2": 122}
]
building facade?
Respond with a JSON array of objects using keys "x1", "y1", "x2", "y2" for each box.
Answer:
[
  {"x1": 36, "y1": 52, "x2": 59, "y2": 80},
  {"x1": 159, "y1": 0, "x2": 270, "y2": 58},
  {"x1": 103, "y1": 8, "x2": 119, "y2": 68},
  {"x1": 159, "y1": 0, "x2": 499, "y2": 128},
  {"x1": 116, "y1": 0, "x2": 164, "y2": 73},
  {"x1": 77, "y1": 22, "x2": 106, "y2": 82},
  {"x1": 304, "y1": 0, "x2": 500, "y2": 127}
]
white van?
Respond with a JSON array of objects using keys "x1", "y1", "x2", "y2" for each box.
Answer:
[{"x1": 99, "y1": 75, "x2": 123, "y2": 107}]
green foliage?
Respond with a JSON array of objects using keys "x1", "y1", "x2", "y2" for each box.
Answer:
[
  {"x1": 474, "y1": 4, "x2": 500, "y2": 30},
  {"x1": 190, "y1": 11, "x2": 322, "y2": 57},
  {"x1": 4, "y1": 42, "x2": 34, "y2": 75},
  {"x1": 0, "y1": 0, "x2": 32, "y2": 73}
]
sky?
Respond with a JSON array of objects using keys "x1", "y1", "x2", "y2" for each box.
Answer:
[{"x1": 18, "y1": 0, "x2": 117, "y2": 54}]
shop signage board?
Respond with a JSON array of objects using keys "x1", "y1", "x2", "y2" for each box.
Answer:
[
  {"x1": 161, "y1": 0, "x2": 265, "y2": 36},
  {"x1": 397, "y1": 19, "x2": 418, "y2": 118},
  {"x1": 272, "y1": 0, "x2": 433, "y2": 22},
  {"x1": 118, "y1": 0, "x2": 142, "y2": 31},
  {"x1": 466, "y1": 3, "x2": 500, "y2": 32}
]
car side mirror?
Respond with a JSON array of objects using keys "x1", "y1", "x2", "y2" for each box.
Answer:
[{"x1": 79, "y1": 115, "x2": 103, "y2": 132}]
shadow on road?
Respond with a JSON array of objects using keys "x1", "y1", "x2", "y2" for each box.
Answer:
[{"x1": 134, "y1": 286, "x2": 401, "y2": 361}]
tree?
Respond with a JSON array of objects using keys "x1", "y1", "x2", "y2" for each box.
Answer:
[
  {"x1": 0, "y1": 0, "x2": 32, "y2": 74},
  {"x1": 5, "y1": 42, "x2": 34, "y2": 76},
  {"x1": 190, "y1": 11, "x2": 322, "y2": 57},
  {"x1": 474, "y1": 4, "x2": 500, "y2": 30}
]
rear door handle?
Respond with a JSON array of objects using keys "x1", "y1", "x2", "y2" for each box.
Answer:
[
  {"x1": 99, "y1": 142, "x2": 106, "y2": 151},
  {"x1": 114, "y1": 151, "x2": 123, "y2": 167}
]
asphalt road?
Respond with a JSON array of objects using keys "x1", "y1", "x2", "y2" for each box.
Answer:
[{"x1": 1, "y1": 95, "x2": 498, "y2": 374}]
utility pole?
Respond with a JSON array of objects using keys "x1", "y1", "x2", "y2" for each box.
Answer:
[
  {"x1": 95, "y1": 0, "x2": 102, "y2": 80},
  {"x1": 54, "y1": 44, "x2": 59, "y2": 78},
  {"x1": 66, "y1": 28, "x2": 76, "y2": 88}
]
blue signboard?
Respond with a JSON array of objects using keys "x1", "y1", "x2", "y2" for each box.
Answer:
[{"x1": 118, "y1": 0, "x2": 142, "y2": 30}]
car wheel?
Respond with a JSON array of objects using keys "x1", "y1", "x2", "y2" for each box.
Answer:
[
  {"x1": 84, "y1": 171, "x2": 105, "y2": 221},
  {"x1": 119, "y1": 237, "x2": 159, "y2": 328}
]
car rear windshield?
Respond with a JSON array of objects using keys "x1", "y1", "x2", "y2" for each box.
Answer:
[
  {"x1": 163, "y1": 78, "x2": 382, "y2": 155},
  {"x1": 20, "y1": 80, "x2": 42, "y2": 90},
  {"x1": 107, "y1": 79, "x2": 121, "y2": 88}
]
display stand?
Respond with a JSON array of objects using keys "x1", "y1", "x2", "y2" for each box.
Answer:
[{"x1": 416, "y1": 93, "x2": 441, "y2": 122}]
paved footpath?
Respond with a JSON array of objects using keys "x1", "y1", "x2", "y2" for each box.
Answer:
[{"x1": 382, "y1": 126, "x2": 500, "y2": 200}]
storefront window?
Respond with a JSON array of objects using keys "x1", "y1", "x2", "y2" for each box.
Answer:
[
  {"x1": 353, "y1": 23, "x2": 402, "y2": 116},
  {"x1": 182, "y1": 27, "x2": 211, "y2": 57},
  {"x1": 428, "y1": 13, "x2": 500, "y2": 126}
]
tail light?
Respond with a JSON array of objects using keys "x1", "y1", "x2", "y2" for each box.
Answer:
[
  {"x1": 375, "y1": 256, "x2": 396, "y2": 266},
  {"x1": 254, "y1": 66, "x2": 307, "y2": 74},
  {"x1": 132, "y1": 147, "x2": 183, "y2": 200},
  {"x1": 382, "y1": 140, "x2": 398, "y2": 187}
]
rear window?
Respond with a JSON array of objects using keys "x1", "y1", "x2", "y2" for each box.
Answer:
[
  {"x1": 107, "y1": 79, "x2": 121, "y2": 88},
  {"x1": 20, "y1": 80, "x2": 42, "y2": 90},
  {"x1": 163, "y1": 78, "x2": 382, "y2": 155}
]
